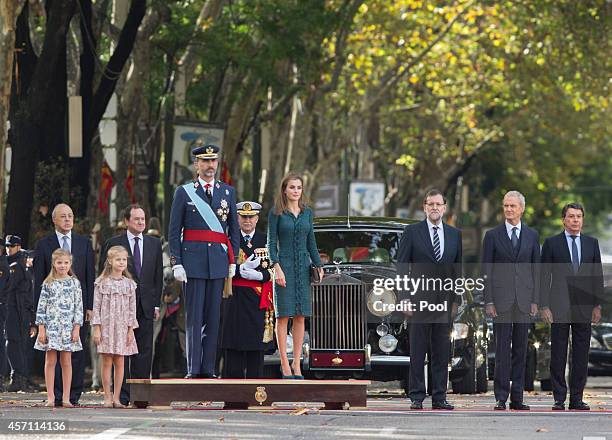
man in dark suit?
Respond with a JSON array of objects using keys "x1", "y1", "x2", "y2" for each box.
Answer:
[
  {"x1": 168, "y1": 144, "x2": 239, "y2": 378},
  {"x1": 33, "y1": 203, "x2": 95, "y2": 406},
  {"x1": 482, "y1": 191, "x2": 540, "y2": 411},
  {"x1": 397, "y1": 189, "x2": 462, "y2": 410},
  {"x1": 220, "y1": 201, "x2": 273, "y2": 378},
  {"x1": 540, "y1": 203, "x2": 604, "y2": 411},
  {"x1": 99, "y1": 204, "x2": 163, "y2": 406}
]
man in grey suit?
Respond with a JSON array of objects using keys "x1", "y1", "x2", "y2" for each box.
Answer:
[{"x1": 482, "y1": 191, "x2": 540, "y2": 410}]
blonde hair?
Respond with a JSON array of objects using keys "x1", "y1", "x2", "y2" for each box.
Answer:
[
  {"x1": 274, "y1": 173, "x2": 308, "y2": 215},
  {"x1": 43, "y1": 249, "x2": 75, "y2": 284},
  {"x1": 96, "y1": 245, "x2": 133, "y2": 282}
]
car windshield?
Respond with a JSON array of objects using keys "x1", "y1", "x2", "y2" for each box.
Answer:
[{"x1": 314, "y1": 229, "x2": 402, "y2": 265}]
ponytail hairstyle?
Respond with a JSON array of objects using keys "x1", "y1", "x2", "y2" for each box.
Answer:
[
  {"x1": 95, "y1": 245, "x2": 133, "y2": 283},
  {"x1": 43, "y1": 249, "x2": 75, "y2": 285}
]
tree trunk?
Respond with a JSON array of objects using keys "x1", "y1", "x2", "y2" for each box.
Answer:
[
  {"x1": 6, "y1": 0, "x2": 76, "y2": 246},
  {"x1": 0, "y1": 0, "x2": 26, "y2": 230}
]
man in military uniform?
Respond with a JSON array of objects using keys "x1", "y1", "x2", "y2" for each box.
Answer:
[
  {"x1": 220, "y1": 202, "x2": 273, "y2": 378},
  {"x1": 4, "y1": 235, "x2": 36, "y2": 392},
  {"x1": 168, "y1": 143, "x2": 239, "y2": 378}
]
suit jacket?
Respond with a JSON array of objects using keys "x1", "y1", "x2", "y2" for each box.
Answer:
[
  {"x1": 33, "y1": 232, "x2": 95, "y2": 313},
  {"x1": 481, "y1": 223, "x2": 540, "y2": 314},
  {"x1": 99, "y1": 234, "x2": 163, "y2": 320},
  {"x1": 397, "y1": 220, "x2": 463, "y2": 321},
  {"x1": 168, "y1": 179, "x2": 239, "y2": 279},
  {"x1": 221, "y1": 230, "x2": 272, "y2": 351},
  {"x1": 540, "y1": 231, "x2": 603, "y2": 322}
]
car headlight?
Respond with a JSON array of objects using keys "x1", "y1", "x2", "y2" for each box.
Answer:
[
  {"x1": 286, "y1": 334, "x2": 294, "y2": 354},
  {"x1": 376, "y1": 323, "x2": 389, "y2": 336},
  {"x1": 378, "y1": 334, "x2": 398, "y2": 353},
  {"x1": 367, "y1": 288, "x2": 397, "y2": 317},
  {"x1": 452, "y1": 323, "x2": 469, "y2": 340},
  {"x1": 590, "y1": 336, "x2": 603, "y2": 349}
]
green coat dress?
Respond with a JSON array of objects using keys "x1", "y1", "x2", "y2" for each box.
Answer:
[{"x1": 268, "y1": 207, "x2": 322, "y2": 317}]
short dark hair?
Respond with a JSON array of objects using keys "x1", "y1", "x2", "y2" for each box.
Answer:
[
  {"x1": 423, "y1": 189, "x2": 447, "y2": 205},
  {"x1": 561, "y1": 202, "x2": 584, "y2": 218},
  {"x1": 123, "y1": 204, "x2": 145, "y2": 221}
]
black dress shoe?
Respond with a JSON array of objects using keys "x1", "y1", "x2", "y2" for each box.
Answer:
[
  {"x1": 54, "y1": 400, "x2": 63, "y2": 408},
  {"x1": 410, "y1": 401, "x2": 423, "y2": 410},
  {"x1": 552, "y1": 401, "x2": 565, "y2": 410},
  {"x1": 70, "y1": 400, "x2": 80, "y2": 407},
  {"x1": 568, "y1": 401, "x2": 590, "y2": 411},
  {"x1": 494, "y1": 401, "x2": 506, "y2": 410},
  {"x1": 509, "y1": 401, "x2": 530, "y2": 410},
  {"x1": 200, "y1": 373, "x2": 218, "y2": 379},
  {"x1": 185, "y1": 374, "x2": 194, "y2": 379},
  {"x1": 432, "y1": 400, "x2": 454, "y2": 410}
]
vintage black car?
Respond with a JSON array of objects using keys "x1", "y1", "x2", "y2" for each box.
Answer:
[
  {"x1": 589, "y1": 323, "x2": 612, "y2": 375},
  {"x1": 264, "y1": 216, "x2": 489, "y2": 395}
]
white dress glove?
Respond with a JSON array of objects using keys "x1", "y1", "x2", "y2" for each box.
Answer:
[
  {"x1": 240, "y1": 266, "x2": 264, "y2": 281},
  {"x1": 242, "y1": 254, "x2": 262, "y2": 270},
  {"x1": 228, "y1": 263, "x2": 236, "y2": 278},
  {"x1": 172, "y1": 265, "x2": 187, "y2": 283}
]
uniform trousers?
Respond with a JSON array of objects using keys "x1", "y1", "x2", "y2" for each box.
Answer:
[
  {"x1": 184, "y1": 278, "x2": 224, "y2": 376},
  {"x1": 5, "y1": 303, "x2": 30, "y2": 376}
]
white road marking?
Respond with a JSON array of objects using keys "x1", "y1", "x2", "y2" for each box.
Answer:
[{"x1": 90, "y1": 427, "x2": 131, "y2": 439}]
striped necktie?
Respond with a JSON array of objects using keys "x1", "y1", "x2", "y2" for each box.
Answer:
[{"x1": 433, "y1": 226, "x2": 441, "y2": 261}]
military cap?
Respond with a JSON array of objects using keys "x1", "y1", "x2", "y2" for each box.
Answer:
[
  {"x1": 192, "y1": 142, "x2": 220, "y2": 160},
  {"x1": 236, "y1": 201, "x2": 262, "y2": 217},
  {"x1": 5, "y1": 235, "x2": 22, "y2": 247}
]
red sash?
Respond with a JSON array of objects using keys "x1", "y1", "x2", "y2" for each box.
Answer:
[
  {"x1": 183, "y1": 229, "x2": 235, "y2": 264},
  {"x1": 232, "y1": 278, "x2": 273, "y2": 310}
]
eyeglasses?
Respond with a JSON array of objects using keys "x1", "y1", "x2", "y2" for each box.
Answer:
[{"x1": 425, "y1": 203, "x2": 446, "y2": 208}]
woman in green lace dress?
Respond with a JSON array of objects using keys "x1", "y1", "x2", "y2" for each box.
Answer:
[{"x1": 268, "y1": 173, "x2": 323, "y2": 379}]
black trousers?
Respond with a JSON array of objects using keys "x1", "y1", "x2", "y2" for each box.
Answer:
[
  {"x1": 493, "y1": 303, "x2": 530, "y2": 403},
  {"x1": 409, "y1": 322, "x2": 451, "y2": 403},
  {"x1": 550, "y1": 322, "x2": 590, "y2": 404},
  {"x1": 120, "y1": 317, "x2": 153, "y2": 404},
  {"x1": 54, "y1": 323, "x2": 89, "y2": 404},
  {"x1": 0, "y1": 303, "x2": 7, "y2": 377},
  {"x1": 5, "y1": 304, "x2": 29, "y2": 376},
  {"x1": 223, "y1": 349, "x2": 264, "y2": 379}
]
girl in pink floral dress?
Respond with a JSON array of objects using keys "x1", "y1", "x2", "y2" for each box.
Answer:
[{"x1": 92, "y1": 246, "x2": 138, "y2": 408}]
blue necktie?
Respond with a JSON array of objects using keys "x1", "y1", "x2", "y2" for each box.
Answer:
[
  {"x1": 62, "y1": 236, "x2": 70, "y2": 252},
  {"x1": 570, "y1": 235, "x2": 579, "y2": 274},
  {"x1": 244, "y1": 235, "x2": 251, "y2": 242},
  {"x1": 511, "y1": 227, "x2": 519, "y2": 249},
  {"x1": 432, "y1": 226, "x2": 441, "y2": 261}
]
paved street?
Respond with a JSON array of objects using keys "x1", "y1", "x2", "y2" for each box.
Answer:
[{"x1": 1, "y1": 378, "x2": 611, "y2": 439}]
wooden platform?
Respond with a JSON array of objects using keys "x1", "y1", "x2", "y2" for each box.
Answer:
[{"x1": 127, "y1": 378, "x2": 369, "y2": 410}]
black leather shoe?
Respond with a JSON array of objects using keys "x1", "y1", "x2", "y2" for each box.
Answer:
[
  {"x1": 432, "y1": 400, "x2": 454, "y2": 410},
  {"x1": 410, "y1": 401, "x2": 423, "y2": 410},
  {"x1": 184, "y1": 374, "x2": 194, "y2": 379},
  {"x1": 509, "y1": 401, "x2": 530, "y2": 410},
  {"x1": 200, "y1": 373, "x2": 218, "y2": 379},
  {"x1": 494, "y1": 401, "x2": 506, "y2": 410},
  {"x1": 552, "y1": 401, "x2": 565, "y2": 410},
  {"x1": 70, "y1": 400, "x2": 80, "y2": 407},
  {"x1": 568, "y1": 401, "x2": 590, "y2": 410},
  {"x1": 54, "y1": 400, "x2": 63, "y2": 408}
]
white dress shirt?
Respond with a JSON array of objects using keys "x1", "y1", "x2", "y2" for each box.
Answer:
[
  {"x1": 127, "y1": 230, "x2": 144, "y2": 257},
  {"x1": 426, "y1": 218, "x2": 444, "y2": 258},
  {"x1": 55, "y1": 230, "x2": 72, "y2": 253},
  {"x1": 505, "y1": 220, "x2": 522, "y2": 240}
]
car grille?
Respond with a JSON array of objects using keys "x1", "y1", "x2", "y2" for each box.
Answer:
[
  {"x1": 311, "y1": 274, "x2": 367, "y2": 350},
  {"x1": 603, "y1": 334, "x2": 612, "y2": 350}
]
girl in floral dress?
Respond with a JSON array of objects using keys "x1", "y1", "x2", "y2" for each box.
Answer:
[
  {"x1": 35, "y1": 249, "x2": 83, "y2": 407},
  {"x1": 92, "y1": 246, "x2": 138, "y2": 408}
]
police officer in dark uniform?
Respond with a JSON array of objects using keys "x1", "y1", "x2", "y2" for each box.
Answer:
[
  {"x1": 168, "y1": 143, "x2": 239, "y2": 378},
  {"x1": 0, "y1": 247, "x2": 9, "y2": 391},
  {"x1": 4, "y1": 235, "x2": 36, "y2": 392},
  {"x1": 220, "y1": 202, "x2": 274, "y2": 378}
]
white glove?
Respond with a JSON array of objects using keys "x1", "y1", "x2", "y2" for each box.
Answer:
[
  {"x1": 242, "y1": 254, "x2": 262, "y2": 270},
  {"x1": 172, "y1": 265, "x2": 187, "y2": 283},
  {"x1": 228, "y1": 263, "x2": 236, "y2": 278},
  {"x1": 240, "y1": 265, "x2": 264, "y2": 281}
]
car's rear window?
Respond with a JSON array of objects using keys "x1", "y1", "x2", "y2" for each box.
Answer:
[{"x1": 314, "y1": 229, "x2": 402, "y2": 264}]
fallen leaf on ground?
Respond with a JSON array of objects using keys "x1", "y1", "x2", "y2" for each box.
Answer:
[{"x1": 536, "y1": 428, "x2": 548, "y2": 433}]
